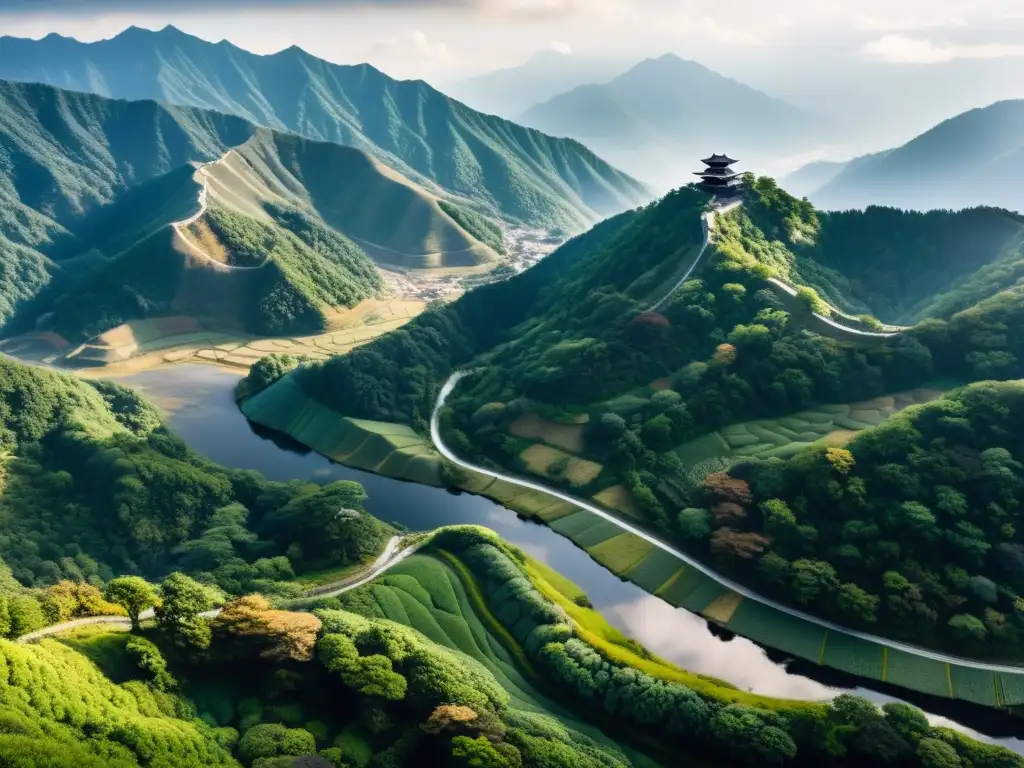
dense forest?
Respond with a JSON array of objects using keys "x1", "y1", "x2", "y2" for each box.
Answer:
[
  {"x1": 262, "y1": 174, "x2": 1024, "y2": 660},
  {"x1": 4, "y1": 526, "x2": 1017, "y2": 768},
  {"x1": 676, "y1": 381, "x2": 1024, "y2": 659},
  {"x1": 0, "y1": 356, "x2": 391, "y2": 641}
]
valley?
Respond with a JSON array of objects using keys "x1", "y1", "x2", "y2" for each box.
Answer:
[{"x1": 3, "y1": 8, "x2": 1024, "y2": 768}]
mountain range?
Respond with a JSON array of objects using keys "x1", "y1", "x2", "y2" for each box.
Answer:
[
  {"x1": 518, "y1": 54, "x2": 825, "y2": 192},
  {"x1": 443, "y1": 50, "x2": 634, "y2": 121},
  {"x1": 0, "y1": 78, "x2": 509, "y2": 345},
  {"x1": 0, "y1": 26, "x2": 651, "y2": 232},
  {"x1": 786, "y1": 100, "x2": 1024, "y2": 213}
]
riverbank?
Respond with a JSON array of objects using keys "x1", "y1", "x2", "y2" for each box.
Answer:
[{"x1": 238, "y1": 369, "x2": 1024, "y2": 711}]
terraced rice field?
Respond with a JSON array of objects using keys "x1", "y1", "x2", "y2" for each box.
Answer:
[
  {"x1": 592, "y1": 485, "x2": 642, "y2": 518},
  {"x1": 241, "y1": 376, "x2": 442, "y2": 486},
  {"x1": 244, "y1": 373, "x2": 1024, "y2": 709},
  {"x1": 519, "y1": 443, "x2": 602, "y2": 486},
  {"x1": 344, "y1": 554, "x2": 631, "y2": 754},
  {"x1": 511, "y1": 499, "x2": 1024, "y2": 708},
  {"x1": 673, "y1": 387, "x2": 946, "y2": 484},
  {"x1": 62, "y1": 298, "x2": 425, "y2": 373},
  {"x1": 509, "y1": 413, "x2": 585, "y2": 452}
]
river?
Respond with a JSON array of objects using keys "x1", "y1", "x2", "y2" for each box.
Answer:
[{"x1": 118, "y1": 363, "x2": 1024, "y2": 748}]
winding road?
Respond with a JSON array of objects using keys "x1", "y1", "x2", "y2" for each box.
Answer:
[
  {"x1": 647, "y1": 199, "x2": 742, "y2": 313},
  {"x1": 17, "y1": 535, "x2": 414, "y2": 643},
  {"x1": 170, "y1": 155, "x2": 267, "y2": 272},
  {"x1": 646, "y1": 196, "x2": 906, "y2": 339},
  {"x1": 432, "y1": 373, "x2": 1024, "y2": 673},
  {"x1": 427, "y1": 197, "x2": 1021, "y2": 674}
]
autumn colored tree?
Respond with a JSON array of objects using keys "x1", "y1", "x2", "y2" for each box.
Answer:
[
  {"x1": 711, "y1": 502, "x2": 747, "y2": 527},
  {"x1": 704, "y1": 473, "x2": 753, "y2": 505},
  {"x1": 213, "y1": 594, "x2": 322, "y2": 662},
  {"x1": 710, "y1": 528, "x2": 770, "y2": 560},
  {"x1": 41, "y1": 581, "x2": 124, "y2": 624}
]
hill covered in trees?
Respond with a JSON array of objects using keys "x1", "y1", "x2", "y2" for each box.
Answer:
[
  {"x1": 0, "y1": 79, "x2": 515, "y2": 343},
  {"x1": 794, "y1": 100, "x2": 1024, "y2": 214},
  {"x1": 0, "y1": 355, "x2": 392, "y2": 636},
  {"x1": 6, "y1": 525, "x2": 1020, "y2": 768},
  {"x1": 245, "y1": 174, "x2": 1024, "y2": 657},
  {"x1": 0, "y1": 25, "x2": 651, "y2": 232}
]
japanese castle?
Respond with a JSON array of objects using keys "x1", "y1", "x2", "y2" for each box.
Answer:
[{"x1": 695, "y1": 154, "x2": 742, "y2": 198}]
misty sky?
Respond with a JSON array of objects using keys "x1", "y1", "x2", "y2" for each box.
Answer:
[{"x1": 4, "y1": 0, "x2": 1024, "y2": 84}]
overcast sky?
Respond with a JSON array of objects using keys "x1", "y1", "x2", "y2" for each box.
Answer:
[{"x1": 3, "y1": 0, "x2": 1024, "y2": 85}]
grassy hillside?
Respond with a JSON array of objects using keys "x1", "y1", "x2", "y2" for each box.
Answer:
[
  {"x1": 0, "y1": 79, "x2": 531, "y2": 342},
  {"x1": 0, "y1": 26, "x2": 652, "y2": 232},
  {"x1": 0, "y1": 79, "x2": 253, "y2": 256},
  {"x1": 519, "y1": 54, "x2": 822, "y2": 190},
  {"x1": 717, "y1": 180, "x2": 1024, "y2": 325},
  {"x1": 808, "y1": 100, "x2": 1024, "y2": 213},
  {"x1": 227, "y1": 131, "x2": 499, "y2": 268}
]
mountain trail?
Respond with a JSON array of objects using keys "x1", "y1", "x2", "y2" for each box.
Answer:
[
  {"x1": 16, "y1": 535, "x2": 416, "y2": 642},
  {"x1": 171, "y1": 152, "x2": 269, "y2": 272}
]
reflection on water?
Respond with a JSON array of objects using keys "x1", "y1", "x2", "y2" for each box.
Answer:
[{"x1": 119, "y1": 364, "x2": 1024, "y2": 747}]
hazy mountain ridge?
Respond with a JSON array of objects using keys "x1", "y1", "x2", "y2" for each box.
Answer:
[
  {"x1": 519, "y1": 53, "x2": 824, "y2": 191},
  {"x1": 444, "y1": 50, "x2": 634, "y2": 120},
  {"x1": 797, "y1": 100, "x2": 1024, "y2": 213},
  {"x1": 0, "y1": 26, "x2": 652, "y2": 231}
]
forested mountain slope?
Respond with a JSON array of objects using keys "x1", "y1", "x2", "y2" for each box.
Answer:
[
  {"x1": 0, "y1": 26, "x2": 652, "y2": 231},
  {"x1": 0, "y1": 355, "x2": 391, "y2": 595},
  {"x1": 519, "y1": 54, "x2": 822, "y2": 191},
  {"x1": 0, "y1": 79, "x2": 508, "y2": 342},
  {"x1": 245, "y1": 175, "x2": 1024, "y2": 659},
  {"x1": 802, "y1": 100, "x2": 1024, "y2": 213}
]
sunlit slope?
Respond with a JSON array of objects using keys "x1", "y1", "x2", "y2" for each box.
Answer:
[
  {"x1": 727, "y1": 188, "x2": 1024, "y2": 325},
  {"x1": 0, "y1": 78, "x2": 253, "y2": 257},
  {"x1": 209, "y1": 132, "x2": 499, "y2": 268}
]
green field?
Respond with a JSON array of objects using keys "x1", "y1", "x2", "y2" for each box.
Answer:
[
  {"x1": 241, "y1": 376, "x2": 442, "y2": 486},
  {"x1": 673, "y1": 388, "x2": 946, "y2": 485},
  {"x1": 338, "y1": 554, "x2": 641, "y2": 760}
]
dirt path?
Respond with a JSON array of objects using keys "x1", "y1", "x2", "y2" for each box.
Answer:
[
  {"x1": 171, "y1": 155, "x2": 268, "y2": 272},
  {"x1": 16, "y1": 535, "x2": 413, "y2": 643}
]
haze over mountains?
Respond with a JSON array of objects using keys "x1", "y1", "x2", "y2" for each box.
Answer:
[
  {"x1": 0, "y1": 25, "x2": 650, "y2": 232},
  {"x1": 787, "y1": 100, "x2": 1024, "y2": 214},
  {"x1": 443, "y1": 50, "x2": 634, "y2": 121},
  {"x1": 518, "y1": 54, "x2": 825, "y2": 192}
]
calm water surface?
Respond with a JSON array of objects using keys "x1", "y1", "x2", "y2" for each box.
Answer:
[{"x1": 119, "y1": 363, "x2": 1024, "y2": 748}]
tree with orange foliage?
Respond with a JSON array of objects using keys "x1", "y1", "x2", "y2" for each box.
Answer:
[
  {"x1": 714, "y1": 343, "x2": 737, "y2": 365},
  {"x1": 213, "y1": 594, "x2": 321, "y2": 662},
  {"x1": 40, "y1": 580, "x2": 125, "y2": 625},
  {"x1": 710, "y1": 528, "x2": 770, "y2": 560},
  {"x1": 704, "y1": 472, "x2": 753, "y2": 505},
  {"x1": 711, "y1": 502, "x2": 747, "y2": 526},
  {"x1": 422, "y1": 705, "x2": 479, "y2": 735}
]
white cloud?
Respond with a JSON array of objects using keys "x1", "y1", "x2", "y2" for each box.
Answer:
[
  {"x1": 549, "y1": 39, "x2": 572, "y2": 54},
  {"x1": 371, "y1": 29, "x2": 451, "y2": 60},
  {"x1": 863, "y1": 34, "x2": 1024, "y2": 63}
]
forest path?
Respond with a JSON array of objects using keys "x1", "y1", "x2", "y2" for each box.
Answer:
[
  {"x1": 649, "y1": 195, "x2": 908, "y2": 338},
  {"x1": 16, "y1": 535, "x2": 412, "y2": 643}
]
